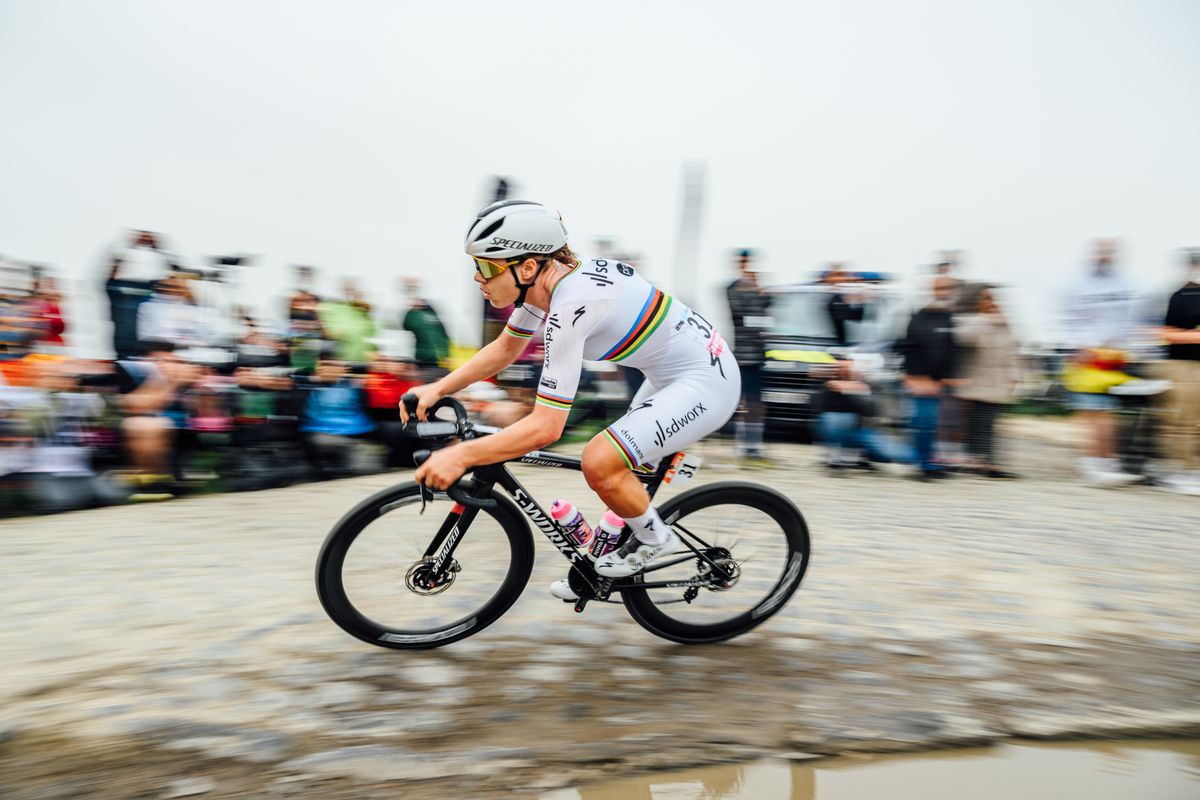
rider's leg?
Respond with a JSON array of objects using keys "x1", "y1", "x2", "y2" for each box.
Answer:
[
  {"x1": 582, "y1": 436, "x2": 669, "y2": 544},
  {"x1": 589, "y1": 363, "x2": 740, "y2": 576}
]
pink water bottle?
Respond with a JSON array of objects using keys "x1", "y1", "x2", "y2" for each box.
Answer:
[
  {"x1": 589, "y1": 510, "x2": 626, "y2": 560},
  {"x1": 550, "y1": 500, "x2": 594, "y2": 549}
]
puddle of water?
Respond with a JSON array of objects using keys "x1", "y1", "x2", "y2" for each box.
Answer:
[{"x1": 542, "y1": 740, "x2": 1200, "y2": 800}]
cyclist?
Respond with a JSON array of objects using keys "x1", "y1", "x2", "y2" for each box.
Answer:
[{"x1": 404, "y1": 200, "x2": 740, "y2": 596}]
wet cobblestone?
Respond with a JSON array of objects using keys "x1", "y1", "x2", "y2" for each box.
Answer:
[{"x1": 2, "y1": 424, "x2": 1198, "y2": 797}]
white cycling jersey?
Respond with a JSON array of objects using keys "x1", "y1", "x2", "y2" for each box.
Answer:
[{"x1": 504, "y1": 258, "x2": 740, "y2": 469}]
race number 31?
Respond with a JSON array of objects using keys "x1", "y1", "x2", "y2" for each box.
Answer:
[{"x1": 664, "y1": 452, "x2": 703, "y2": 487}]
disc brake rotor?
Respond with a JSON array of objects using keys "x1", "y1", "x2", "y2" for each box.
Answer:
[{"x1": 405, "y1": 558, "x2": 459, "y2": 596}]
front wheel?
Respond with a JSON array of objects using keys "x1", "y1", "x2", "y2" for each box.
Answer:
[
  {"x1": 315, "y1": 479, "x2": 534, "y2": 650},
  {"x1": 622, "y1": 482, "x2": 810, "y2": 644}
]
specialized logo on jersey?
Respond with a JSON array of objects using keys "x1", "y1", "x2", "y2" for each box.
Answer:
[
  {"x1": 708, "y1": 333, "x2": 728, "y2": 379},
  {"x1": 572, "y1": 306, "x2": 586, "y2": 326},
  {"x1": 630, "y1": 398, "x2": 654, "y2": 413},
  {"x1": 600, "y1": 287, "x2": 673, "y2": 362}
]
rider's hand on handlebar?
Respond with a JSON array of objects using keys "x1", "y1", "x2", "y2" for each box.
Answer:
[
  {"x1": 413, "y1": 445, "x2": 468, "y2": 491},
  {"x1": 399, "y1": 384, "x2": 444, "y2": 425}
]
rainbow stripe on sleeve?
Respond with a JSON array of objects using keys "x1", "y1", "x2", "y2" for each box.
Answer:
[
  {"x1": 599, "y1": 287, "x2": 672, "y2": 362},
  {"x1": 504, "y1": 322, "x2": 536, "y2": 339},
  {"x1": 535, "y1": 391, "x2": 573, "y2": 410}
]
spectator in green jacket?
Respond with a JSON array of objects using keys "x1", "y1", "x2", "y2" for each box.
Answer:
[
  {"x1": 400, "y1": 278, "x2": 450, "y2": 380},
  {"x1": 319, "y1": 279, "x2": 377, "y2": 365}
]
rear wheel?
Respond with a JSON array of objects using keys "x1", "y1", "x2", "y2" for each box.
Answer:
[
  {"x1": 315, "y1": 480, "x2": 534, "y2": 649},
  {"x1": 622, "y1": 482, "x2": 809, "y2": 644}
]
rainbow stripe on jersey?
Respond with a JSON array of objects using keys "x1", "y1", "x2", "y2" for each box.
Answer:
[
  {"x1": 504, "y1": 321, "x2": 537, "y2": 339},
  {"x1": 535, "y1": 391, "x2": 572, "y2": 410},
  {"x1": 599, "y1": 287, "x2": 673, "y2": 362}
]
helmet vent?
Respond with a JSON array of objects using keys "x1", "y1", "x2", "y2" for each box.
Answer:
[{"x1": 473, "y1": 217, "x2": 506, "y2": 242}]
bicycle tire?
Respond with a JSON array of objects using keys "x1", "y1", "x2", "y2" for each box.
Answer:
[
  {"x1": 622, "y1": 481, "x2": 810, "y2": 644},
  {"x1": 315, "y1": 479, "x2": 535, "y2": 650}
]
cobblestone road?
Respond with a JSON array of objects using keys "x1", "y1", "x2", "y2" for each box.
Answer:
[{"x1": 2, "y1": 421, "x2": 1198, "y2": 798}]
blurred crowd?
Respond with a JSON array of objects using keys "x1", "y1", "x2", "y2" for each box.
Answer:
[
  {"x1": 2, "y1": 229, "x2": 1198, "y2": 517},
  {"x1": 0, "y1": 230, "x2": 490, "y2": 515},
  {"x1": 727, "y1": 241, "x2": 1200, "y2": 494}
]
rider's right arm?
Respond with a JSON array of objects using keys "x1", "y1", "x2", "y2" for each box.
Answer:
[
  {"x1": 431, "y1": 306, "x2": 544, "y2": 397},
  {"x1": 431, "y1": 331, "x2": 527, "y2": 397}
]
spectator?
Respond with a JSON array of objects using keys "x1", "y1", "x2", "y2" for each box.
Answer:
[
  {"x1": 235, "y1": 311, "x2": 288, "y2": 368},
  {"x1": 0, "y1": 288, "x2": 37, "y2": 360},
  {"x1": 115, "y1": 229, "x2": 173, "y2": 281},
  {"x1": 286, "y1": 266, "x2": 322, "y2": 334},
  {"x1": 924, "y1": 258, "x2": 968, "y2": 465},
  {"x1": 287, "y1": 289, "x2": 326, "y2": 372},
  {"x1": 28, "y1": 274, "x2": 66, "y2": 351},
  {"x1": 900, "y1": 275, "x2": 961, "y2": 480},
  {"x1": 116, "y1": 340, "x2": 200, "y2": 488},
  {"x1": 725, "y1": 248, "x2": 772, "y2": 463},
  {"x1": 104, "y1": 254, "x2": 156, "y2": 359},
  {"x1": 1059, "y1": 239, "x2": 1139, "y2": 486},
  {"x1": 1154, "y1": 248, "x2": 1200, "y2": 495},
  {"x1": 934, "y1": 252, "x2": 960, "y2": 277},
  {"x1": 136, "y1": 272, "x2": 219, "y2": 350},
  {"x1": 817, "y1": 359, "x2": 913, "y2": 471},
  {"x1": 460, "y1": 380, "x2": 528, "y2": 428},
  {"x1": 954, "y1": 283, "x2": 1021, "y2": 478},
  {"x1": 400, "y1": 278, "x2": 451, "y2": 381},
  {"x1": 319, "y1": 279, "x2": 377, "y2": 364},
  {"x1": 822, "y1": 262, "x2": 866, "y2": 346},
  {"x1": 300, "y1": 351, "x2": 378, "y2": 477},
  {"x1": 21, "y1": 357, "x2": 123, "y2": 512},
  {"x1": 362, "y1": 354, "x2": 420, "y2": 466}
]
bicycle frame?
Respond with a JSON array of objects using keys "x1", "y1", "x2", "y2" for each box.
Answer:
[
  {"x1": 470, "y1": 450, "x2": 672, "y2": 596},
  {"x1": 419, "y1": 443, "x2": 730, "y2": 606}
]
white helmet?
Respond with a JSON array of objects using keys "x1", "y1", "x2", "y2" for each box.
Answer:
[{"x1": 464, "y1": 200, "x2": 568, "y2": 260}]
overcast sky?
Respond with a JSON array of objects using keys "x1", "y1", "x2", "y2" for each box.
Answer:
[{"x1": 1, "y1": 0, "x2": 1197, "y2": 351}]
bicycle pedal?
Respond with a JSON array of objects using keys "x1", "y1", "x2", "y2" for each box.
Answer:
[{"x1": 573, "y1": 598, "x2": 589, "y2": 613}]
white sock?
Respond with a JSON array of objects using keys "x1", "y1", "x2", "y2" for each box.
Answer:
[{"x1": 627, "y1": 506, "x2": 669, "y2": 546}]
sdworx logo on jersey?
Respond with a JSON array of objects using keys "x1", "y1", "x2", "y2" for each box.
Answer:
[{"x1": 652, "y1": 402, "x2": 707, "y2": 449}]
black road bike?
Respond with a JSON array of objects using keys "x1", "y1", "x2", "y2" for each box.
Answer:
[{"x1": 315, "y1": 397, "x2": 810, "y2": 649}]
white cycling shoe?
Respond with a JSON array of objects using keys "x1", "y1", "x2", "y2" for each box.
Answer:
[
  {"x1": 595, "y1": 531, "x2": 683, "y2": 578},
  {"x1": 549, "y1": 579, "x2": 578, "y2": 601}
]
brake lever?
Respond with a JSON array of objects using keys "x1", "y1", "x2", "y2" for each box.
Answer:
[{"x1": 419, "y1": 482, "x2": 434, "y2": 514}]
